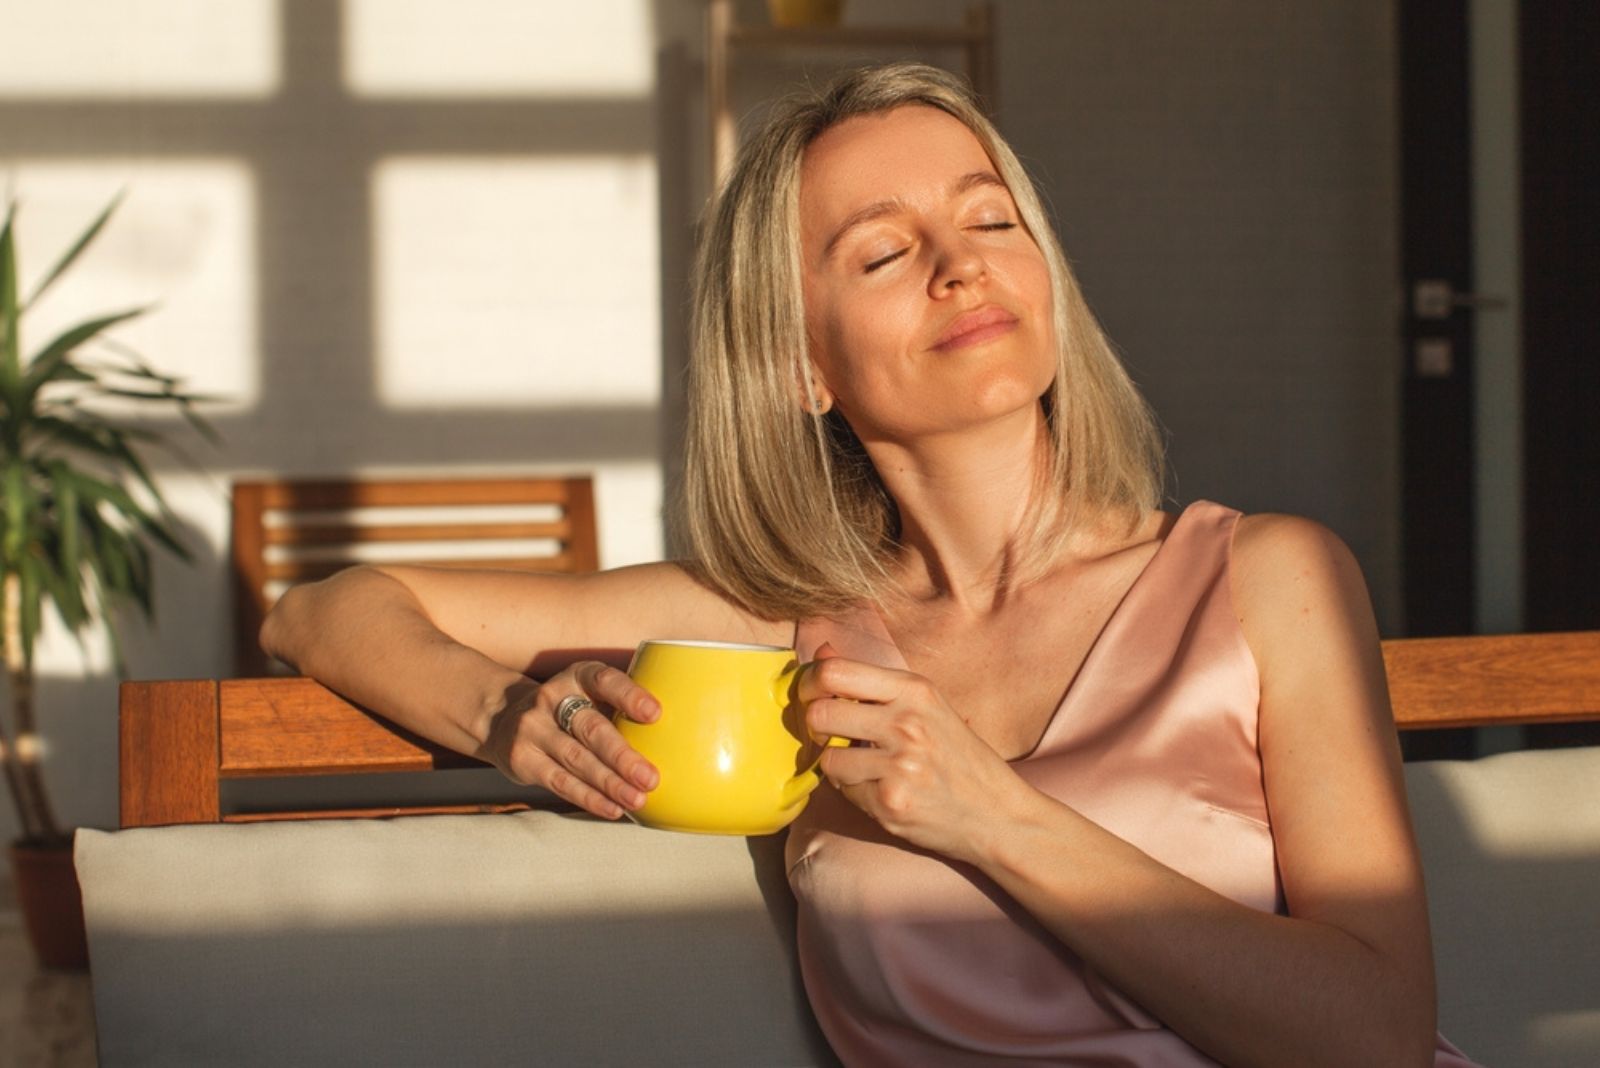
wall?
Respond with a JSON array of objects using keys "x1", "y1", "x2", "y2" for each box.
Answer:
[
  {"x1": 0, "y1": 1, "x2": 1402, "y2": 853},
  {"x1": 1001, "y1": 1, "x2": 1401, "y2": 610}
]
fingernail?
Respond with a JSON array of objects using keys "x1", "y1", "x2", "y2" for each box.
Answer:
[{"x1": 624, "y1": 787, "x2": 646, "y2": 809}]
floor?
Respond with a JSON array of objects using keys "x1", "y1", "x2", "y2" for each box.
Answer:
[{"x1": 0, "y1": 896, "x2": 96, "y2": 1068}]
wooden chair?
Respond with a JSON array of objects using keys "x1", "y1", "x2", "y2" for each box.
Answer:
[
  {"x1": 119, "y1": 632, "x2": 1600, "y2": 829},
  {"x1": 231, "y1": 476, "x2": 598, "y2": 675}
]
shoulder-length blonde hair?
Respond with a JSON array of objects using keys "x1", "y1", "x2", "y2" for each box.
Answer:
[{"x1": 677, "y1": 62, "x2": 1162, "y2": 621}]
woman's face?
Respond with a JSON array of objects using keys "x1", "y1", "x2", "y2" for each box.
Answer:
[{"x1": 798, "y1": 105, "x2": 1056, "y2": 445}]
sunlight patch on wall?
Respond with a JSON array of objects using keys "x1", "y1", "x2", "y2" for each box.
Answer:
[
  {"x1": 0, "y1": 0, "x2": 279, "y2": 98},
  {"x1": 344, "y1": 0, "x2": 652, "y2": 98},
  {"x1": 6, "y1": 161, "x2": 259, "y2": 409},
  {"x1": 593, "y1": 461, "x2": 664, "y2": 567},
  {"x1": 373, "y1": 155, "x2": 659, "y2": 408}
]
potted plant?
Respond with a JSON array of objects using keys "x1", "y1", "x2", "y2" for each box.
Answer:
[{"x1": 1, "y1": 195, "x2": 214, "y2": 968}]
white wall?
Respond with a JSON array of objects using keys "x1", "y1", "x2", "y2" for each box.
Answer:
[
  {"x1": 0, "y1": 0, "x2": 1403, "y2": 852},
  {"x1": 0, "y1": 0, "x2": 668, "y2": 848}
]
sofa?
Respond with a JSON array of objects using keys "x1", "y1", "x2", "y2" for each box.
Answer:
[{"x1": 75, "y1": 633, "x2": 1600, "y2": 1066}]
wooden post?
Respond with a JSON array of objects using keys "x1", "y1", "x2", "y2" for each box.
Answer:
[
  {"x1": 707, "y1": 0, "x2": 735, "y2": 189},
  {"x1": 119, "y1": 680, "x2": 220, "y2": 827}
]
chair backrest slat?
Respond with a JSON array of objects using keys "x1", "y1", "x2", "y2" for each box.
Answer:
[
  {"x1": 264, "y1": 521, "x2": 573, "y2": 546},
  {"x1": 231, "y1": 475, "x2": 598, "y2": 675}
]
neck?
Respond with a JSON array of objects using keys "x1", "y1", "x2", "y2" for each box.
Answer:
[{"x1": 862, "y1": 406, "x2": 1050, "y2": 611}]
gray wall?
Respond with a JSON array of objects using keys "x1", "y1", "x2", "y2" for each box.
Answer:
[{"x1": 1000, "y1": 2, "x2": 1401, "y2": 621}]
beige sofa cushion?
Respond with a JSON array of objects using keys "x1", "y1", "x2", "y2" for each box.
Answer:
[
  {"x1": 1405, "y1": 745, "x2": 1600, "y2": 1068},
  {"x1": 79, "y1": 746, "x2": 1600, "y2": 1067},
  {"x1": 77, "y1": 810, "x2": 836, "y2": 1067}
]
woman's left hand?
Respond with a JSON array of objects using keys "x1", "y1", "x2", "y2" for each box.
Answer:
[{"x1": 800, "y1": 643, "x2": 1030, "y2": 863}]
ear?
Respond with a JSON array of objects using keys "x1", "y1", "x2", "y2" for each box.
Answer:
[{"x1": 796, "y1": 358, "x2": 834, "y2": 416}]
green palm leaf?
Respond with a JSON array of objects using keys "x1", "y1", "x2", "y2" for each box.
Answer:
[
  {"x1": 21, "y1": 308, "x2": 148, "y2": 405},
  {"x1": 22, "y1": 192, "x2": 123, "y2": 311},
  {"x1": 72, "y1": 468, "x2": 189, "y2": 563},
  {"x1": 51, "y1": 462, "x2": 84, "y2": 592},
  {"x1": 1, "y1": 203, "x2": 19, "y2": 388}
]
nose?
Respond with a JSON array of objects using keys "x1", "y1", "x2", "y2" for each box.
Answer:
[{"x1": 927, "y1": 228, "x2": 986, "y2": 297}]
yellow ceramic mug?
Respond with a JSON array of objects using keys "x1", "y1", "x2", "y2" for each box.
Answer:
[{"x1": 617, "y1": 639, "x2": 843, "y2": 835}]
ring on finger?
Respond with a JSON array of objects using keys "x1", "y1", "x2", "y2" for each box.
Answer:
[{"x1": 554, "y1": 694, "x2": 595, "y2": 735}]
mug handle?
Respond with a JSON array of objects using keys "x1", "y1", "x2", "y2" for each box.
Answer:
[{"x1": 777, "y1": 662, "x2": 850, "y2": 809}]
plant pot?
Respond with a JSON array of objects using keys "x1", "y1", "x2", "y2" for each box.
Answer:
[
  {"x1": 767, "y1": 0, "x2": 845, "y2": 28},
  {"x1": 9, "y1": 835, "x2": 89, "y2": 971}
]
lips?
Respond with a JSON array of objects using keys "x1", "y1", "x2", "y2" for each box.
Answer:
[{"x1": 932, "y1": 305, "x2": 1019, "y2": 351}]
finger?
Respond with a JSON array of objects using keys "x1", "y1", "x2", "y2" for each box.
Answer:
[
  {"x1": 818, "y1": 744, "x2": 887, "y2": 788},
  {"x1": 796, "y1": 646, "x2": 847, "y2": 704},
  {"x1": 799, "y1": 653, "x2": 907, "y2": 705},
  {"x1": 575, "y1": 661, "x2": 660, "y2": 723},
  {"x1": 556, "y1": 664, "x2": 660, "y2": 792},
  {"x1": 522, "y1": 750, "x2": 626, "y2": 820},
  {"x1": 546, "y1": 716, "x2": 653, "y2": 812},
  {"x1": 806, "y1": 695, "x2": 890, "y2": 746},
  {"x1": 564, "y1": 701, "x2": 660, "y2": 793}
]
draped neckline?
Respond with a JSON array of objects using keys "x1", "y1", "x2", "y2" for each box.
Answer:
[{"x1": 852, "y1": 503, "x2": 1195, "y2": 763}]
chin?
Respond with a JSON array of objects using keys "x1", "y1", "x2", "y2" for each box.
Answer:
[{"x1": 968, "y1": 370, "x2": 1052, "y2": 416}]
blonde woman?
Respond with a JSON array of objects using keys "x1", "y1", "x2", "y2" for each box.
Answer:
[{"x1": 265, "y1": 64, "x2": 1479, "y2": 1067}]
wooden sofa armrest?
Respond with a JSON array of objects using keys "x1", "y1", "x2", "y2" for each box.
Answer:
[
  {"x1": 119, "y1": 632, "x2": 1600, "y2": 829},
  {"x1": 1381, "y1": 631, "x2": 1600, "y2": 729},
  {"x1": 119, "y1": 677, "x2": 499, "y2": 828}
]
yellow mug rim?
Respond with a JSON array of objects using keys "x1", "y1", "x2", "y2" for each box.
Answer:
[{"x1": 635, "y1": 638, "x2": 791, "y2": 653}]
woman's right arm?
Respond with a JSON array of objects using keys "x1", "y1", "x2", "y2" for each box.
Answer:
[{"x1": 260, "y1": 561, "x2": 787, "y2": 818}]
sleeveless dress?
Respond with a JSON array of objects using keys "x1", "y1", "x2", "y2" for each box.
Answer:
[{"x1": 788, "y1": 500, "x2": 1480, "y2": 1067}]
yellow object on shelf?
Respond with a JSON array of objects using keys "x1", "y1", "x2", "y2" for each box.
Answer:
[{"x1": 767, "y1": 0, "x2": 845, "y2": 29}]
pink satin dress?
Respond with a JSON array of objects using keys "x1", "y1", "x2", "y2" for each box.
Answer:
[{"x1": 788, "y1": 500, "x2": 1480, "y2": 1066}]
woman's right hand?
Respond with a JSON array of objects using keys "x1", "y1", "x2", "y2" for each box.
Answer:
[{"x1": 481, "y1": 661, "x2": 662, "y2": 820}]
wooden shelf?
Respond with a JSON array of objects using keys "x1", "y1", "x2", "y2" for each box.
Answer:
[
  {"x1": 706, "y1": 0, "x2": 996, "y2": 185},
  {"x1": 729, "y1": 25, "x2": 985, "y2": 50}
]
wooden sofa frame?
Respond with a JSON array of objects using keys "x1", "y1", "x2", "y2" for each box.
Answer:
[{"x1": 118, "y1": 632, "x2": 1600, "y2": 829}]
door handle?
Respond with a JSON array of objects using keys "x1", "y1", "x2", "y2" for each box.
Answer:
[{"x1": 1413, "y1": 278, "x2": 1509, "y2": 319}]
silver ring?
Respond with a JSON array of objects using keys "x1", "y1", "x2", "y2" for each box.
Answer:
[{"x1": 554, "y1": 694, "x2": 595, "y2": 735}]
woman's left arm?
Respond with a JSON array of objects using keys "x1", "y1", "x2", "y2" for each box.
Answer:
[{"x1": 806, "y1": 515, "x2": 1437, "y2": 1068}]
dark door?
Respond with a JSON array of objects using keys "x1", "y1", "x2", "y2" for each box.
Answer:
[
  {"x1": 1520, "y1": 6, "x2": 1600, "y2": 634},
  {"x1": 1398, "y1": 1, "x2": 1600, "y2": 754},
  {"x1": 1398, "y1": 0, "x2": 1476, "y2": 643},
  {"x1": 1519, "y1": 2, "x2": 1600, "y2": 745}
]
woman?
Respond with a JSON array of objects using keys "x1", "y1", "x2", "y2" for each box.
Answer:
[{"x1": 265, "y1": 64, "x2": 1478, "y2": 1067}]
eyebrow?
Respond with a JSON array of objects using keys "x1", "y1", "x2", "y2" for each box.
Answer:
[{"x1": 821, "y1": 170, "x2": 1009, "y2": 260}]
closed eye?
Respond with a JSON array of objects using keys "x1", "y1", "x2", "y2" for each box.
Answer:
[
  {"x1": 863, "y1": 222, "x2": 1013, "y2": 273},
  {"x1": 864, "y1": 248, "x2": 909, "y2": 273}
]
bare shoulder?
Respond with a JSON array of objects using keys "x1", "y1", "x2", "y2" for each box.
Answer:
[
  {"x1": 1231, "y1": 513, "x2": 1369, "y2": 621},
  {"x1": 1229, "y1": 513, "x2": 1380, "y2": 682}
]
